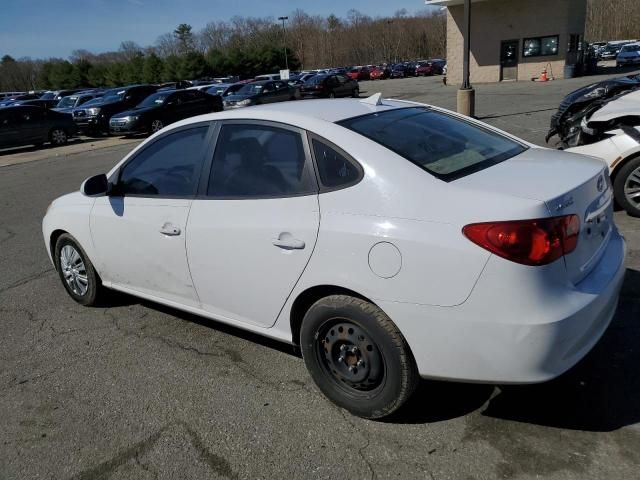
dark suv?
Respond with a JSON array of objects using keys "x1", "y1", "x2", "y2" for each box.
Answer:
[
  {"x1": 72, "y1": 85, "x2": 158, "y2": 135},
  {"x1": 0, "y1": 106, "x2": 77, "y2": 150}
]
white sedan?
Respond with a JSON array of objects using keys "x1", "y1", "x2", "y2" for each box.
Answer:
[{"x1": 43, "y1": 95, "x2": 626, "y2": 418}]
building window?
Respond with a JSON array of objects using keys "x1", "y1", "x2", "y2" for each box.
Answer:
[{"x1": 523, "y1": 35, "x2": 559, "y2": 57}]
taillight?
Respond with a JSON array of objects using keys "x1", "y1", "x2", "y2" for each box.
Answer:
[{"x1": 462, "y1": 215, "x2": 580, "y2": 266}]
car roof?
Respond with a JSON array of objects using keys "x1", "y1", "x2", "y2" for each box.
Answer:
[{"x1": 175, "y1": 97, "x2": 413, "y2": 126}]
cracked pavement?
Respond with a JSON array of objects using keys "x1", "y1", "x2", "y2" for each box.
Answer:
[{"x1": 1, "y1": 78, "x2": 640, "y2": 479}]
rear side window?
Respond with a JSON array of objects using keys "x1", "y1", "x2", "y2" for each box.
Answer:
[
  {"x1": 208, "y1": 124, "x2": 315, "y2": 198},
  {"x1": 311, "y1": 138, "x2": 361, "y2": 189},
  {"x1": 118, "y1": 126, "x2": 208, "y2": 196},
  {"x1": 338, "y1": 107, "x2": 526, "y2": 181}
]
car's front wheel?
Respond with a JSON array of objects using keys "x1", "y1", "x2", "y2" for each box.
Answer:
[
  {"x1": 614, "y1": 156, "x2": 640, "y2": 217},
  {"x1": 49, "y1": 128, "x2": 67, "y2": 146},
  {"x1": 300, "y1": 295, "x2": 419, "y2": 419},
  {"x1": 54, "y1": 234, "x2": 104, "y2": 306},
  {"x1": 150, "y1": 119, "x2": 164, "y2": 134},
  {"x1": 352, "y1": 87, "x2": 360, "y2": 98}
]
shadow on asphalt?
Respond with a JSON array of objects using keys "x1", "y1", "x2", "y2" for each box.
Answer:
[
  {"x1": 0, "y1": 136, "x2": 109, "y2": 156},
  {"x1": 105, "y1": 269, "x2": 640, "y2": 432}
]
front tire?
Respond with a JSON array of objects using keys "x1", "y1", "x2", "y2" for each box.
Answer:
[
  {"x1": 300, "y1": 295, "x2": 419, "y2": 419},
  {"x1": 351, "y1": 87, "x2": 360, "y2": 98},
  {"x1": 614, "y1": 156, "x2": 640, "y2": 217},
  {"x1": 150, "y1": 119, "x2": 164, "y2": 134},
  {"x1": 49, "y1": 128, "x2": 67, "y2": 146},
  {"x1": 54, "y1": 234, "x2": 104, "y2": 306}
]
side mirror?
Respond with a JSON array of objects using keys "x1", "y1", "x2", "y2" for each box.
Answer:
[{"x1": 81, "y1": 173, "x2": 109, "y2": 197}]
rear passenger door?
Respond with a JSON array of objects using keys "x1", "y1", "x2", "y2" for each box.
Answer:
[{"x1": 186, "y1": 120, "x2": 320, "y2": 327}]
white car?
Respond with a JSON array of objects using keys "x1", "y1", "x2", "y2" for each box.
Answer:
[
  {"x1": 567, "y1": 90, "x2": 640, "y2": 217},
  {"x1": 43, "y1": 95, "x2": 626, "y2": 418}
]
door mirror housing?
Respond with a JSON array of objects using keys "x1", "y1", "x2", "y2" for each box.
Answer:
[{"x1": 81, "y1": 173, "x2": 109, "y2": 197}]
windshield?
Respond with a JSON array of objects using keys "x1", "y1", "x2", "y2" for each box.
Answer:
[
  {"x1": 56, "y1": 96, "x2": 78, "y2": 108},
  {"x1": 40, "y1": 92, "x2": 54, "y2": 100},
  {"x1": 101, "y1": 89, "x2": 126, "y2": 104},
  {"x1": 207, "y1": 84, "x2": 230, "y2": 95},
  {"x1": 82, "y1": 97, "x2": 105, "y2": 108},
  {"x1": 621, "y1": 45, "x2": 639, "y2": 53},
  {"x1": 137, "y1": 92, "x2": 169, "y2": 107},
  {"x1": 237, "y1": 84, "x2": 265, "y2": 95},
  {"x1": 338, "y1": 107, "x2": 527, "y2": 181}
]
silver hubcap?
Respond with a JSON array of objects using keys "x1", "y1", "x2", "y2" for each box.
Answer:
[
  {"x1": 151, "y1": 120, "x2": 163, "y2": 133},
  {"x1": 52, "y1": 129, "x2": 66, "y2": 144},
  {"x1": 60, "y1": 245, "x2": 88, "y2": 296},
  {"x1": 624, "y1": 167, "x2": 640, "y2": 208}
]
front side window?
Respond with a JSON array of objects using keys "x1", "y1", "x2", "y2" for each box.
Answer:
[
  {"x1": 523, "y1": 35, "x2": 559, "y2": 57},
  {"x1": 338, "y1": 107, "x2": 526, "y2": 181},
  {"x1": 208, "y1": 124, "x2": 315, "y2": 198},
  {"x1": 311, "y1": 139, "x2": 361, "y2": 189},
  {"x1": 118, "y1": 126, "x2": 208, "y2": 196}
]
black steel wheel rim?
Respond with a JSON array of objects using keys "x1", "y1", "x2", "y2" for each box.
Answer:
[{"x1": 315, "y1": 319, "x2": 385, "y2": 392}]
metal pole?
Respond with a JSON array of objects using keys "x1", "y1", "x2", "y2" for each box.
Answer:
[
  {"x1": 462, "y1": 0, "x2": 471, "y2": 89},
  {"x1": 278, "y1": 16, "x2": 289, "y2": 71}
]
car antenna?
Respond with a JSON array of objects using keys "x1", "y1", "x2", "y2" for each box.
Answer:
[{"x1": 360, "y1": 93, "x2": 384, "y2": 106}]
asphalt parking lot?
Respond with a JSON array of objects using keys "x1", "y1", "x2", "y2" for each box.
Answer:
[{"x1": 1, "y1": 74, "x2": 640, "y2": 479}]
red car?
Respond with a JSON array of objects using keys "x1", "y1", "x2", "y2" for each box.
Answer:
[
  {"x1": 347, "y1": 67, "x2": 370, "y2": 81},
  {"x1": 369, "y1": 67, "x2": 389, "y2": 80},
  {"x1": 415, "y1": 62, "x2": 434, "y2": 76}
]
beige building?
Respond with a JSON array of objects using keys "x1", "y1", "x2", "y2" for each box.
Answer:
[{"x1": 427, "y1": 0, "x2": 587, "y2": 84}]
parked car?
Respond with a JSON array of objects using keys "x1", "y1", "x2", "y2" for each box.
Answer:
[
  {"x1": 347, "y1": 67, "x2": 370, "y2": 81},
  {"x1": 205, "y1": 83, "x2": 236, "y2": 97},
  {"x1": 10, "y1": 98, "x2": 60, "y2": 109},
  {"x1": 429, "y1": 59, "x2": 447, "y2": 75},
  {"x1": 53, "y1": 92, "x2": 104, "y2": 114},
  {"x1": 564, "y1": 89, "x2": 640, "y2": 216},
  {"x1": 40, "y1": 89, "x2": 87, "y2": 102},
  {"x1": 369, "y1": 67, "x2": 389, "y2": 80},
  {"x1": 223, "y1": 80, "x2": 298, "y2": 108},
  {"x1": 0, "y1": 106, "x2": 76, "y2": 149},
  {"x1": 300, "y1": 74, "x2": 359, "y2": 99},
  {"x1": 415, "y1": 62, "x2": 434, "y2": 76},
  {"x1": 109, "y1": 89, "x2": 223, "y2": 135},
  {"x1": 0, "y1": 93, "x2": 41, "y2": 108},
  {"x1": 72, "y1": 85, "x2": 158, "y2": 135},
  {"x1": 44, "y1": 95, "x2": 625, "y2": 419},
  {"x1": 255, "y1": 74, "x2": 281, "y2": 81},
  {"x1": 616, "y1": 42, "x2": 640, "y2": 67},
  {"x1": 390, "y1": 65, "x2": 406, "y2": 78}
]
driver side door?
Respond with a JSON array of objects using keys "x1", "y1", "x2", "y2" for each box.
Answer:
[{"x1": 90, "y1": 123, "x2": 213, "y2": 306}]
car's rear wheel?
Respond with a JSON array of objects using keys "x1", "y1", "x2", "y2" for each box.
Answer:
[
  {"x1": 150, "y1": 119, "x2": 164, "y2": 134},
  {"x1": 54, "y1": 234, "x2": 104, "y2": 306},
  {"x1": 329, "y1": 92, "x2": 336, "y2": 99},
  {"x1": 49, "y1": 128, "x2": 67, "y2": 146},
  {"x1": 614, "y1": 156, "x2": 640, "y2": 217},
  {"x1": 352, "y1": 87, "x2": 360, "y2": 98},
  {"x1": 300, "y1": 295, "x2": 419, "y2": 419}
]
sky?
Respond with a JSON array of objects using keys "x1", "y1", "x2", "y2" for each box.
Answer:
[{"x1": 0, "y1": 0, "x2": 431, "y2": 59}]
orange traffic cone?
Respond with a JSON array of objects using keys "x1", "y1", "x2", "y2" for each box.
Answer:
[{"x1": 539, "y1": 68, "x2": 549, "y2": 82}]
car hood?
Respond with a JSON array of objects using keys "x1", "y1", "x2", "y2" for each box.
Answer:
[
  {"x1": 587, "y1": 89, "x2": 640, "y2": 123},
  {"x1": 112, "y1": 105, "x2": 158, "y2": 118}
]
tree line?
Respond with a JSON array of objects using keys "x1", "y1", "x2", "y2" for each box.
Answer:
[
  {"x1": 585, "y1": 0, "x2": 640, "y2": 42},
  {"x1": 0, "y1": 8, "x2": 445, "y2": 92}
]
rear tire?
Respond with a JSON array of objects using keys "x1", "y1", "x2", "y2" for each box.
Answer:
[
  {"x1": 300, "y1": 295, "x2": 419, "y2": 419},
  {"x1": 352, "y1": 87, "x2": 360, "y2": 98},
  {"x1": 150, "y1": 119, "x2": 164, "y2": 134},
  {"x1": 613, "y1": 156, "x2": 640, "y2": 217},
  {"x1": 54, "y1": 234, "x2": 104, "y2": 306}
]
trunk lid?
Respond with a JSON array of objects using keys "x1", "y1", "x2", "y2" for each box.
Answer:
[{"x1": 455, "y1": 148, "x2": 613, "y2": 283}]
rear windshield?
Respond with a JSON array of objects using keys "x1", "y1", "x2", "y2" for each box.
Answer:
[{"x1": 337, "y1": 107, "x2": 526, "y2": 181}]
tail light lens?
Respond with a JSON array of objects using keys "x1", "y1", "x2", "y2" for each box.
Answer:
[{"x1": 463, "y1": 215, "x2": 580, "y2": 266}]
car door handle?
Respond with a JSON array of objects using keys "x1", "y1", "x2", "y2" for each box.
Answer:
[
  {"x1": 272, "y1": 233, "x2": 305, "y2": 250},
  {"x1": 160, "y1": 222, "x2": 181, "y2": 236}
]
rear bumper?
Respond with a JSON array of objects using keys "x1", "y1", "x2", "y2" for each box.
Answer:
[{"x1": 380, "y1": 231, "x2": 626, "y2": 384}]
